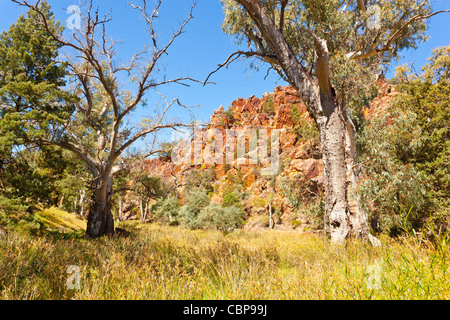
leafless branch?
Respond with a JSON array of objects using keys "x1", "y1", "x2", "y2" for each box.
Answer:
[{"x1": 204, "y1": 50, "x2": 279, "y2": 85}]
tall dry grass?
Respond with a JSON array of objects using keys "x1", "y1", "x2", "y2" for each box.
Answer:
[{"x1": 0, "y1": 222, "x2": 448, "y2": 299}]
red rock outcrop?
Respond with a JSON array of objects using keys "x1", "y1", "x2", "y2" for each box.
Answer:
[{"x1": 141, "y1": 85, "x2": 324, "y2": 228}]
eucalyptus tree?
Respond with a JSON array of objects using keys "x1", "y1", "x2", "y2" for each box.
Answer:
[
  {"x1": 9, "y1": 0, "x2": 200, "y2": 238},
  {"x1": 213, "y1": 0, "x2": 449, "y2": 244}
]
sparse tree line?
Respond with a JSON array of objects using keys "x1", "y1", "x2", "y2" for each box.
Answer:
[{"x1": 0, "y1": 0, "x2": 448, "y2": 242}]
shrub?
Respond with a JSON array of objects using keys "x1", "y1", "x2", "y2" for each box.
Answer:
[
  {"x1": 197, "y1": 202, "x2": 244, "y2": 232},
  {"x1": 277, "y1": 173, "x2": 320, "y2": 209},
  {"x1": 151, "y1": 196, "x2": 180, "y2": 226},
  {"x1": 357, "y1": 101, "x2": 431, "y2": 235},
  {"x1": 296, "y1": 193, "x2": 325, "y2": 229},
  {"x1": 0, "y1": 194, "x2": 28, "y2": 217},
  {"x1": 179, "y1": 187, "x2": 210, "y2": 229},
  {"x1": 290, "y1": 104, "x2": 320, "y2": 143},
  {"x1": 263, "y1": 96, "x2": 275, "y2": 115},
  {"x1": 253, "y1": 199, "x2": 267, "y2": 208},
  {"x1": 222, "y1": 191, "x2": 240, "y2": 208},
  {"x1": 184, "y1": 169, "x2": 216, "y2": 194}
]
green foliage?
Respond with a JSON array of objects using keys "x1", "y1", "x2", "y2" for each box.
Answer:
[
  {"x1": 357, "y1": 104, "x2": 430, "y2": 234},
  {"x1": 290, "y1": 104, "x2": 320, "y2": 142},
  {"x1": 157, "y1": 142, "x2": 177, "y2": 162},
  {"x1": 296, "y1": 193, "x2": 325, "y2": 229},
  {"x1": 222, "y1": 168, "x2": 248, "y2": 207},
  {"x1": 0, "y1": 1, "x2": 75, "y2": 146},
  {"x1": 179, "y1": 187, "x2": 211, "y2": 229},
  {"x1": 135, "y1": 174, "x2": 171, "y2": 200},
  {"x1": 277, "y1": 173, "x2": 320, "y2": 209},
  {"x1": 422, "y1": 45, "x2": 450, "y2": 83},
  {"x1": 180, "y1": 182, "x2": 244, "y2": 231},
  {"x1": 226, "y1": 168, "x2": 245, "y2": 187},
  {"x1": 151, "y1": 196, "x2": 180, "y2": 226},
  {"x1": 184, "y1": 168, "x2": 216, "y2": 194},
  {"x1": 0, "y1": 194, "x2": 44, "y2": 235},
  {"x1": 197, "y1": 202, "x2": 244, "y2": 232},
  {"x1": 0, "y1": 2, "x2": 87, "y2": 218},
  {"x1": 222, "y1": 107, "x2": 235, "y2": 127},
  {"x1": 0, "y1": 195, "x2": 28, "y2": 219},
  {"x1": 253, "y1": 198, "x2": 267, "y2": 208},
  {"x1": 222, "y1": 191, "x2": 241, "y2": 208},
  {"x1": 278, "y1": 173, "x2": 324, "y2": 229},
  {"x1": 358, "y1": 48, "x2": 450, "y2": 234},
  {"x1": 263, "y1": 96, "x2": 275, "y2": 115}
]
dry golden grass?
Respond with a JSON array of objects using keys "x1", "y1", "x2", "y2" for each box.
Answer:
[{"x1": 0, "y1": 217, "x2": 448, "y2": 300}]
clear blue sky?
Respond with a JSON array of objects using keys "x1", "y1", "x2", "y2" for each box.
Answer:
[{"x1": 1, "y1": 0, "x2": 449, "y2": 132}]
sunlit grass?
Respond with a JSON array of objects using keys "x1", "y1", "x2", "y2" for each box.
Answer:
[
  {"x1": 0, "y1": 219, "x2": 448, "y2": 300},
  {"x1": 35, "y1": 207, "x2": 86, "y2": 233}
]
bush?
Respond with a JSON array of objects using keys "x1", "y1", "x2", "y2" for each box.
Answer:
[
  {"x1": 0, "y1": 195, "x2": 43, "y2": 234},
  {"x1": 0, "y1": 194, "x2": 28, "y2": 217},
  {"x1": 222, "y1": 191, "x2": 240, "y2": 208},
  {"x1": 357, "y1": 104, "x2": 431, "y2": 235},
  {"x1": 296, "y1": 193, "x2": 325, "y2": 229},
  {"x1": 290, "y1": 104, "x2": 320, "y2": 143},
  {"x1": 360, "y1": 48, "x2": 450, "y2": 236},
  {"x1": 263, "y1": 96, "x2": 275, "y2": 115},
  {"x1": 179, "y1": 187, "x2": 210, "y2": 229},
  {"x1": 277, "y1": 173, "x2": 321, "y2": 209},
  {"x1": 197, "y1": 202, "x2": 244, "y2": 232},
  {"x1": 151, "y1": 196, "x2": 180, "y2": 226}
]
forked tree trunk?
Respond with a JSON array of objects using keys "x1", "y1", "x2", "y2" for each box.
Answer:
[
  {"x1": 139, "y1": 198, "x2": 149, "y2": 223},
  {"x1": 85, "y1": 174, "x2": 115, "y2": 238}
]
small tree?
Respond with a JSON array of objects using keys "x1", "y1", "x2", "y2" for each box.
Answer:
[{"x1": 135, "y1": 174, "x2": 173, "y2": 223}]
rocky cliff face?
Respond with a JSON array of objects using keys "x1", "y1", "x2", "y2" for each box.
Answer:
[{"x1": 141, "y1": 85, "x2": 325, "y2": 231}]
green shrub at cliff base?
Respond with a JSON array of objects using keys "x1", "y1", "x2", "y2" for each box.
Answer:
[
  {"x1": 183, "y1": 168, "x2": 216, "y2": 194},
  {"x1": 179, "y1": 187, "x2": 211, "y2": 229},
  {"x1": 151, "y1": 196, "x2": 180, "y2": 226},
  {"x1": 197, "y1": 202, "x2": 244, "y2": 232}
]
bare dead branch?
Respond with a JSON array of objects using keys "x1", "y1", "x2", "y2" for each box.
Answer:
[
  {"x1": 116, "y1": 122, "x2": 192, "y2": 157},
  {"x1": 204, "y1": 50, "x2": 279, "y2": 85}
]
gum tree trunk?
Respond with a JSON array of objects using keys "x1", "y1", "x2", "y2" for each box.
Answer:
[
  {"x1": 317, "y1": 98, "x2": 375, "y2": 243},
  {"x1": 85, "y1": 173, "x2": 115, "y2": 238}
]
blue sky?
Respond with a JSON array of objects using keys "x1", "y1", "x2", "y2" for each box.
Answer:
[{"x1": 1, "y1": 0, "x2": 449, "y2": 141}]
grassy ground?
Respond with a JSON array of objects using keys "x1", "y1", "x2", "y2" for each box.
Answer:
[{"x1": 0, "y1": 208, "x2": 448, "y2": 299}]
